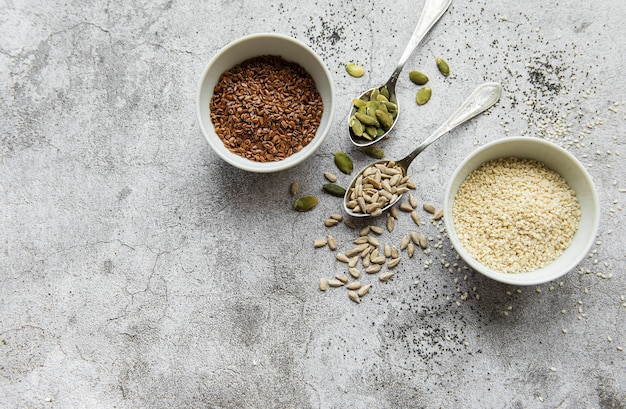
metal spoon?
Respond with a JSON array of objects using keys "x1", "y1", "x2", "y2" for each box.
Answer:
[
  {"x1": 348, "y1": 0, "x2": 453, "y2": 147},
  {"x1": 344, "y1": 82, "x2": 503, "y2": 218}
]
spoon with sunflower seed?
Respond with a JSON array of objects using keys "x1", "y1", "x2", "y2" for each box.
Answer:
[
  {"x1": 348, "y1": 0, "x2": 453, "y2": 147},
  {"x1": 344, "y1": 82, "x2": 502, "y2": 218}
]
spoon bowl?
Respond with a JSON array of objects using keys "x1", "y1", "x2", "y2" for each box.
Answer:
[
  {"x1": 344, "y1": 82, "x2": 503, "y2": 218},
  {"x1": 348, "y1": 0, "x2": 452, "y2": 147}
]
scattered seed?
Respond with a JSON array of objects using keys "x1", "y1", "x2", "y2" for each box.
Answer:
[
  {"x1": 319, "y1": 278, "x2": 327, "y2": 291},
  {"x1": 348, "y1": 290, "x2": 361, "y2": 303},
  {"x1": 418, "y1": 234, "x2": 428, "y2": 249},
  {"x1": 335, "y1": 274, "x2": 348, "y2": 284},
  {"x1": 328, "y1": 279, "x2": 344, "y2": 287},
  {"x1": 346, "y1": 63, "x2": 365, "y2": 78},
  {"x1": 334, "y1": 151, "x2": 354, "y2": 174},
  {"x1": 336, "y1": 253, "x2": 349, "y2": 263},
  {"x1": 400, "y1": 235, "x2": 411, "y2": 250},
  {"x1": 290, "y1": 181, "x2": 299, "y2": 196},
  {"x1": 407, "y1": 242, "x2": 415, "y2": 257},
  {"x1": 387, "y1": 258, "x2": 400, "y2": 268},
  {"x1": 362, "y1": 146, "x2": 385, "y2": 159},
  {"x1": 432, "y1": 208, "x2": 444, "y2": 220},
  {"x1": 423, "y1": 203, "x2": 436, "y2": 214},
  {"x1": 409, "y1": 70, "x2": 429, "y2": 85},
  {"x1": 294, "y1": 195, "x2": 319, "y2": 212},
  {"x1": 346, "y1": 281, "x2": 362, "y2": 290},
  {"x1": 399, "y1": 202, "x2": 413, "y2": 212},
  {"x1": 357, "y1": 284, "x2": 371, "y2": 297},
  {"x1": 416, "y1": 87, "x2": 432, "y2": 105},
  {"x1": 409, "y1": 194, "x2": 418, "y2": 209},
  {"x1": 354, "y1": 236, "x2": 369, "y2": 244},
  {"x1": 323, "y1": 183, "x2": 346, "y2": 197},
  {"x1": 324, "y1": 218, "x2": 340, "y2": 227},
  {"x1": 366, "y1": 264, "x2": 382, "y2": 274},
  {"x1": 389, "y1": 206, "x2": 399, "y2": 219},
  {"x1": 387, "y1": 216, "x2": 395, "y2": 232},
  {"x1": 344, "y1": 218, "x2": 356, "y2": 229},
  {"x1": 348, "y1": 256, "x2": 359, "y2": 268},
  {"x1": 314, "y1": 239, "x2": 327, "y2": 248},
  {"x1": 327, "y1": 236, "x2": 337, "y2": 250},
  {"x1": 346, "y1": 243, "x2": 369, "y2": 257},
  {"x1": 436, "y1": 57, "x2": 450, "y2": 77},
  {"x1": 324, "y1": 172, "x2": 338, "y2": 182},
  {"x1": 368, "y1": 236, "x2": 380, "y2": 247},
  {"x1": 348, "y1": 267, "x2": 361, "y2": 278},
  {"x1": 370, "y1": 225, "x2": 384, "y2": 235},
  {"x1": 379, "y1": 272, "x2": 394, "y2": 281},
  {"x1": 371, "y1": 256, "x2": 386, "y2": 265},
  {"x1": 411, "y1": 211, "x2": 420, "y2": 225}
]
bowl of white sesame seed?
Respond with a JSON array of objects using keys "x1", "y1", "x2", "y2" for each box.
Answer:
[
  {"x1": 196, "y1": 33, "x2": 335, "y2": 173},
  {"x1": 443, "y1": 136, "x2": 600, "y2": 286}
]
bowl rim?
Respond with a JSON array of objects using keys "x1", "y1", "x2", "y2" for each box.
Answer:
[
  {"x1": 443, "y1": 136, "x2": 600, "y2": 286},
  {"x1": 195, "y1": 32, "x2": 336, "y2": 173}
]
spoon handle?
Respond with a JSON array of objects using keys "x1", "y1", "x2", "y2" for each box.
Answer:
[
  {"x1": 400, "y1": 82, "x2": 502, "y2": 167},
  {"x1": 388, "y1": 0, "x2": 452, "y2": 85}
]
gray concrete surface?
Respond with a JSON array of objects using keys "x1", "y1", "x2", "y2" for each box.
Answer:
[{"x1": 1, "y1": 1, "x2": 625, "y2": 408}]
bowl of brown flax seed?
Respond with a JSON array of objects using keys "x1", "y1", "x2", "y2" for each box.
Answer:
[
  {"x1": 196, "y1": 33, "x2": 335, "y2": 172},
  {"x1": 443, "y1": 137, "x2": 600, "y2": 286}
]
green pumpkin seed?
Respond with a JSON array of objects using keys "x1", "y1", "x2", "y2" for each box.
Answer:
[
  {"x1": 380, "y1": 86, "x2": 390, "y2": 100},
  {"x1": 376, "y1": 94, "x2": 389, "y2": 103},
  {"x1": 365, "y1": 126, "x2": 378, "y2": 138},
  {"x1": 409, "y1": 70, "x2": 429, "y2": 85},
  {"x1": 352, "y1": 98, "x2": 367, "y2": 108},
  {"x1": 375, "y1": 109, "x2": 394, "y2": 130},
  {"x1": 370, "y1": 88, "x2": 380, "y2": 102},
  {"x1": 334, "y1": 151, "x2": 354, "y2": 174},
  {"x1": 416, "y1": 87, "x2": 432, "y2": 105},
  {"x1": 383, "y1": 101, "x2": 398, "y2": 114},
  {"x1": 350, "y1": 115, "x2": 364, "y2": 137},
  {"x1": 323, "y1": 183, "x2": 347, "y2": 197},
  {"x1": 362, "y1": 146, "x2": 385, "y2": 159},
  {"x1": 436, "y1": 57, "x2": 450, "y2": 77},
  {"x1": 294, "y1": 195, "x2": 318, "y2": 212},
  {"x1": 346, "y1": 63, "x2": 365, "y2": 78},
  {"x1": 355, "y1": 112, "x2": 380, "y2": 127}
]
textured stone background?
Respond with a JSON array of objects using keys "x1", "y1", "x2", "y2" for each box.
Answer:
[{"x1": 1, "y1": 1, "x2": 625, "y2": 408}]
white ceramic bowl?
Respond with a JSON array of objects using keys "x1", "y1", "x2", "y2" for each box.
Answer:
[
  {"x1": 196, "y1": 33, "x2": 335, "y2": 173},
  {"x1": 443, "y1": 137, "x2": 600, "y2": 286}
]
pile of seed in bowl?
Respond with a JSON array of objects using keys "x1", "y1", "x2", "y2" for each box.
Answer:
[
  {"x1": 210, "y1": 55, "x2": 323, "y2": 162},
  {"x1": 452, "y1": 157, "x2": 581, "y2": 273}
]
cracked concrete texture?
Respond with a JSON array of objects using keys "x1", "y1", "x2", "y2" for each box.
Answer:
[{"x1": 1, "y1": 0, "x2": 625, "y2": 408}]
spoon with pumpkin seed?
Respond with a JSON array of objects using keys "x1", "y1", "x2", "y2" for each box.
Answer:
[
  {"x1": 348, "y1": 0, "x2": 453, "y2": 147},
  {"x1": 344, "y1": 82, "x2": 502, "y2": 218}
]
